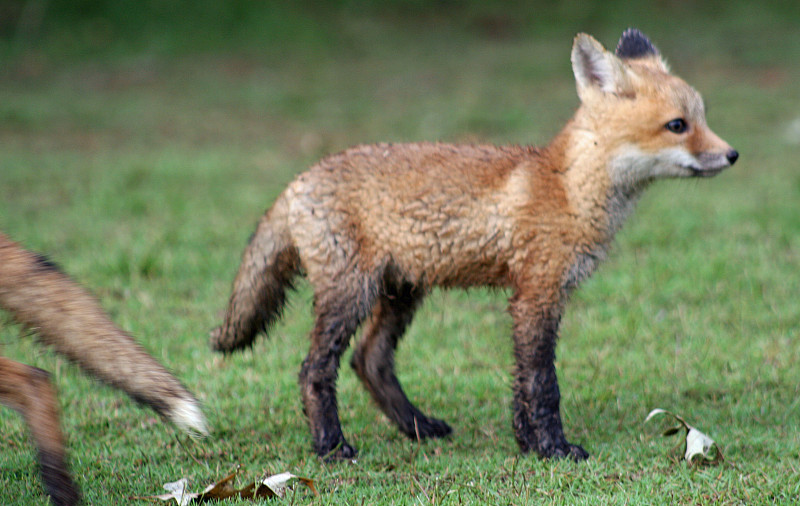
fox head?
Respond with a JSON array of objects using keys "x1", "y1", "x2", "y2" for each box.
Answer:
[{"x1": 570, "y1": 29, "x2": 738, "y2": 187}]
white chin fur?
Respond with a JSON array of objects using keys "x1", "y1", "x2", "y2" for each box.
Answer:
[
  {"x1": 169, "y1": 398, "x2": 209, "y2": 437},
  {"x1": 610, "y1": 145, "x2": 699, "y2": 186}
]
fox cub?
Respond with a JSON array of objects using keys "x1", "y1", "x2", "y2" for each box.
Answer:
[
  {"x1": 212, "y1": 29, "x2": 738, "y2": 460},
  {"x1": 0, "y1": 232, "x2": 207, "y2": 506}
]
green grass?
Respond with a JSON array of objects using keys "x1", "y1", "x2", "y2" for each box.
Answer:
[{"x1": 2, "y1": 2, "x2": 800, "y2": 504}]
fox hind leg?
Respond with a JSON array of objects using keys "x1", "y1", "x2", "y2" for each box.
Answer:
[
  {"x1": 299, "y1": 274, "x2": 379, "y2": 460},
  {"x1": 351, "y1": 282, "x2": 452, "y2": 440},
  {"x1": 0, "y1": 357, "x2": 80, "y2": 506}
]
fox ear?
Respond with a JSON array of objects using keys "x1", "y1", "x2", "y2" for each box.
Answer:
[
  {"x1": 571, "y1": 33, "x2": 630, "y2": 98},
  {"x1": 615, "y1": 28, "x2": 669, "y2": 71}
]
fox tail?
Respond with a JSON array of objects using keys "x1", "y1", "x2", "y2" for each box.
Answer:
[
  {"x1": 0, "y1": 233, "x2": 208, "y2": 437},
  {"x1": 211, "y1": 195, "x2": 300, "y2": 353}
]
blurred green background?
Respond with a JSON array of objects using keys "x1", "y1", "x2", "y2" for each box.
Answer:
[{"x1": 1, "y1": 1, "x2": 800, "y2": 504}]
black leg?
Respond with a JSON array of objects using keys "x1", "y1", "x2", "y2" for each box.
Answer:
[
  {"x1": 509, "y1": 294, "x2": 588, "y2": 460},
  {"x1": 299, "y1": 280, "x2": 376, "y2": 459},
  {"x1": 351, "y1": 283, "x2": 451, "y2": 440}
]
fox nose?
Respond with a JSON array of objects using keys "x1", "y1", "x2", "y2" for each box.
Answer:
[{"x1": 726, "y1": 149, "x2": 739, "y2": 165}]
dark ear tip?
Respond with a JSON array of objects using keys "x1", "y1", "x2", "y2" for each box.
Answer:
[
  {"x1": 615, "y1": 28, "x2": 659, "y2": 59},
  {"x1": 621, "y1": 28, "x2": 646, "y2": 39}
]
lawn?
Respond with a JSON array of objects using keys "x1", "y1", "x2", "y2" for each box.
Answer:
[{"x1": 1, "y1": 1, "x2": 800, "y2": 504}]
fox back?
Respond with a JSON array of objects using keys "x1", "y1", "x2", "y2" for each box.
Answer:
[{"x1": 213, "y1": 29, "x2": 737, "y2": 461}]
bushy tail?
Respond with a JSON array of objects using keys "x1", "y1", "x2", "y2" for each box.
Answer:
[
  {"x1": 0, "y1": 233, "x2": 208, "y2": 437},
  {"x1": 211, "y1": 195, "x2": 300, "y2": 353}
]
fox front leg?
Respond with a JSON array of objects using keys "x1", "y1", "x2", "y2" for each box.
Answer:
[{"x1": 508, "y1": 292, "x2": 588, "y2": 460}]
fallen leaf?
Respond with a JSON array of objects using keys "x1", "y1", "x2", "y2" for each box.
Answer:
[
  {"x1": 145, "y1": 478, "x2": 199, "y2": 505},
  {"x1": 196, "y1": 469, "x2": 240, "y2": 500},
  {"x1": 256, "y1": 472, "x2": 317, "y2": 498},
  {"x1": 684, "y1": 427, "x2": 716, "y2": 463},
  {"x1": 645, "y1": 408, "x2": 723, "y2": 465},
  {"x1": 237, "y1": 472, "x2": 318, "y2": 499},
  {"x1": 134, "y1": 467, "x2": 317, "y2": 503}
]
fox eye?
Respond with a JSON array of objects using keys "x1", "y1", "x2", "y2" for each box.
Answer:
[{"x1": 665, "y1": 118, "x2": 688, "y2": 134}]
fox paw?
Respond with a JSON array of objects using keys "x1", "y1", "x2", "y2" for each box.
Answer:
[
  {"x1": 524, "y1": 438, "x2": 589, "y2": 461},
  {"x1": 415, "y1": 416, "x2": 453, "y2": 439},
  {"x1": 318, "y1": 441, "x2": 358, "y2": 461},
  {"x1": 400, "y1": 414, "x2": 452, "y2": 440},
  {"x1": 515, "y1": 426, "x2": 589, "y2": 461},
  {"x1": 550, "y1": 442, "x2": 589, "y2": 461}
]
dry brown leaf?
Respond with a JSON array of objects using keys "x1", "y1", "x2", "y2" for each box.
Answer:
[{"x1": 133, "y1": 467, "x2": 317, "y2": 504}]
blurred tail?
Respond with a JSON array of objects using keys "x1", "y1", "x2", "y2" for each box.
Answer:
[
  {"x1": 0, "y1": 232, "x2": 208, "y2": 437},
  {"x1": 211, "y1": 195, "x2": 300, "y2": 353}
]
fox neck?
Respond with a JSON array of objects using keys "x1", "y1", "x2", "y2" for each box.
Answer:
[{"x1": 546, "y1": 118, "x2": 650, "y2": 244}]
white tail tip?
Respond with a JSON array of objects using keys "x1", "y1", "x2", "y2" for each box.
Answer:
[{"x1": 169, "y1": 398, "x2": 209, "y2": 437}]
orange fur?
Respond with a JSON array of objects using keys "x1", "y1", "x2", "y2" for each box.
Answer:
[{"x1": 213, "y1": 29, "x2": 737, "y2": 460}]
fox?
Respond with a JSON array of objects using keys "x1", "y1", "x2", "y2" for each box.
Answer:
[
  {"x1": 211, "y1": 29, "x2": 738, "y2": 461},
  {"x1": 0, "y1": 232, "x2": 208, "y2": 506}
]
